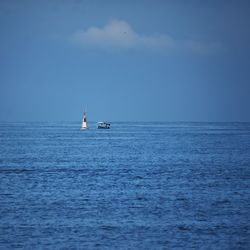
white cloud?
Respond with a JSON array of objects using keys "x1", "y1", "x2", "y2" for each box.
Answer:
[{"x1": 71, "y1": 19, "x2": 222, "y2": 53}]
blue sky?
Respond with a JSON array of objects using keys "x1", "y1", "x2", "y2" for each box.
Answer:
[{"x1": 0, "y1": 0, "x2": 250, "y2": 122}]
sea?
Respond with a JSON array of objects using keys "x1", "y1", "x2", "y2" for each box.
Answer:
[{"x1": 0, "y1": 122, "x2": 249, "y2": 249}]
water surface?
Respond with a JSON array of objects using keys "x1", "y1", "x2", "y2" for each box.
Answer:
[{"x1": 0, "y1": 122, "x2": 249, "y2": 249}]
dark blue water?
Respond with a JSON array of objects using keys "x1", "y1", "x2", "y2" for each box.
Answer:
[{"x1": 0, "y1": 122, "x2": 249, "y2": 249}]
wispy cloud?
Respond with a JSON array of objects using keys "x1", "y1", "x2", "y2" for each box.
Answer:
[{"x1": 71, "y1": 19, "x2": 222, "y2": 54}]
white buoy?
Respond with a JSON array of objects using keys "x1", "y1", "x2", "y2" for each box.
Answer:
[{"x1": 81, "y1": 111, "x2": 88, "y2": 129}]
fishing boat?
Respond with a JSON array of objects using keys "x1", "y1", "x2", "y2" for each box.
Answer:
[
  {"x1": 97, "y1": 121, "x2": 110, "y2": 129},
  {"x1": 81, "y1": 112, "x2": 88, "y2": 129}
]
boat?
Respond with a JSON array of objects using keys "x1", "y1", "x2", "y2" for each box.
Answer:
[
  {"x1": 97, "y1": 121, "x2": 110, "y2": 129},
  {"x1": 81, "y1": 112, "x2": 88, "y2": 129}
]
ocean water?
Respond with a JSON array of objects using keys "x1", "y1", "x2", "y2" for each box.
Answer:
[{"x1": 0, "y1": 122, "x2": 249, "y2": 249}]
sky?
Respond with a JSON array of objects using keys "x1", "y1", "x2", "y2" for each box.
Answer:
[{"x1": 0, "y1": 0, "x2": 250, "y2": 122}]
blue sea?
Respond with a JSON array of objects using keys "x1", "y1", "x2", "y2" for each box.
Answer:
[{"x1": 0, "y1": 122, "x2": 249, "y2": 249}]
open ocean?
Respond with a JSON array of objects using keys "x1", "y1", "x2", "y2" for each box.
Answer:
[{"x1": 0, "y1": 122, "x2": 249, "y2": 249}]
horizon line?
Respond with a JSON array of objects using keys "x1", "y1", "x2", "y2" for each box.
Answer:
[{"x1": 0, "y1": 120, "x2": 250, "y2": 123}]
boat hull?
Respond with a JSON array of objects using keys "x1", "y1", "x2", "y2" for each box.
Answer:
[{"x1": 97, "y1": 126, "x2": 110, "y2": 129}]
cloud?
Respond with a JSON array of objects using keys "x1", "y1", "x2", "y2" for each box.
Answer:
[{"x1": 71, "y1": 19, "x2": 222, "y2": 54}]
